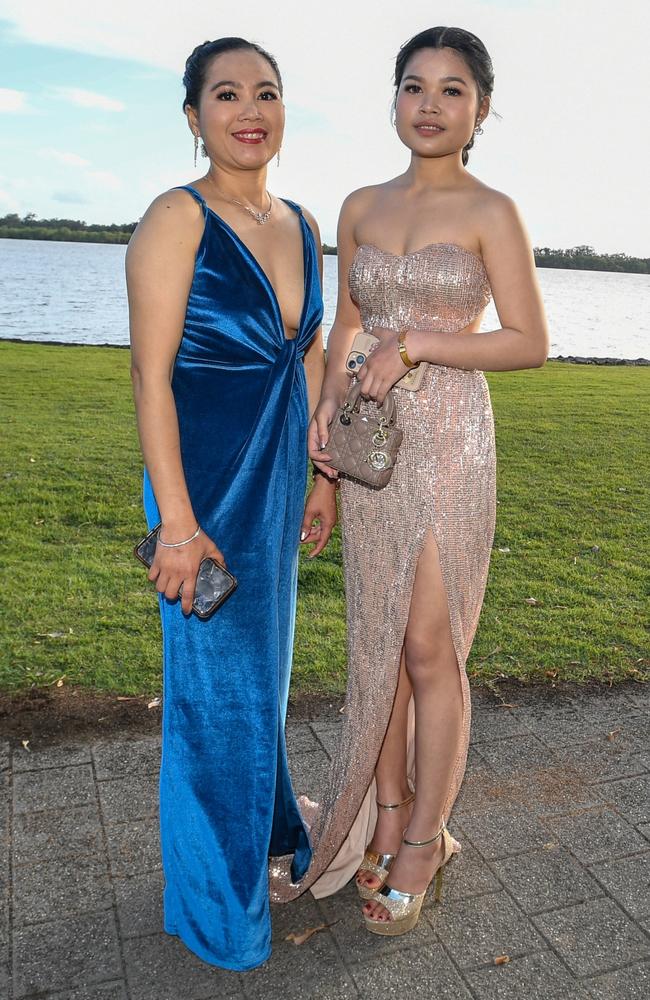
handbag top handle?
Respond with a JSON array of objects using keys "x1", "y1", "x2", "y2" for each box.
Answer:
[{"x1": 343, "y1": 382, "x2": 397, "y2": 425}]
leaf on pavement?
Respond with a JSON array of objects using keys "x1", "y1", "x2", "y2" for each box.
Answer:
[{"x1": 285, "y1": 921, "x2": 338, "y2": 945}]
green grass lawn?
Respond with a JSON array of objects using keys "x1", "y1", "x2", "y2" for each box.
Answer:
[{"x1": 1, "y1": 341, "x2": 648, "y2": 698}]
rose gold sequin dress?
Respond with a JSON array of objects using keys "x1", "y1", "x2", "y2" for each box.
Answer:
[{"x1": 270, "y1": 242, "x2": 495, "y2": 901}]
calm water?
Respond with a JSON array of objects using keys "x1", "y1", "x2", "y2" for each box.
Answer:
[{"x1": 1, "y1": 238, "x2": 648, "y2": 358}]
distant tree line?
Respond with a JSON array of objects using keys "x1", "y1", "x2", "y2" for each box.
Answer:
[
  {"x1": 322, "y1": 242, "x2": 650, "y2": 272},
  {"x1": 0, "y1": 213, "x2": 136, "y2": 244},
  {"x1": 1, "y1": 215, "x2": 648, "y2": 272},
  {"x1": 534, "y1": 245, "x2": 649, "y2": 274}
]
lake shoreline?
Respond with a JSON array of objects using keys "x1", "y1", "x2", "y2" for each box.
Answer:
[
  {"x1": 2, "y1": 336, "x2": 648, "y2": 366},
  {"x1": 4, "y1": 243, "x2": 648, "y2": 362}
]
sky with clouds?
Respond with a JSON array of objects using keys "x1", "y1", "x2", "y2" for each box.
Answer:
[{"x1": 0, "y1": 0, "x2": 646, "y2": 253}]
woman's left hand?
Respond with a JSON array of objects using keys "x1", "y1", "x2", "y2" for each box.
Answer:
[
  {"x1": 357, "y1": 330, "x2": 411, "y2": 405},
  {"x1": 300, "y1": 475, "x2": 338, "y2": 558}
]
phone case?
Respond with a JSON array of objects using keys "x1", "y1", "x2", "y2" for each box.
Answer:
[
  {"x1": 134, "y1": 524, "x2": 237, "y2": 619},
  {"x1": 346, "y1": 332, "x2": 426, "y2": 391}
]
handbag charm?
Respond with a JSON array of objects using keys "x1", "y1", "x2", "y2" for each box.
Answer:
[{"x1": 327, "y1": 383, "x2": 403, "y2": 489}]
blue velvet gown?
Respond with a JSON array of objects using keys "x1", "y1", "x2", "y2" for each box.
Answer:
[{"x1": 142, "y1": 184, "x2": 323, "y2": 971}]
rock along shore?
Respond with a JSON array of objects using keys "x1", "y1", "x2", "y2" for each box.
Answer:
[{"x1": 551, "y1": 355, "x2": 650, "y2": 366}]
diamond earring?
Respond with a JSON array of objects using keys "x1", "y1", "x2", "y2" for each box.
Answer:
[
  {"x1": 276, "y1": 146, "x2": 281, "y2": 167},
  {"x1": 193, "y1": 134, "x2": 199, "y2": 168},
  {"x1": 474, "y1": 121, "x2": 484, "y2": 135}
]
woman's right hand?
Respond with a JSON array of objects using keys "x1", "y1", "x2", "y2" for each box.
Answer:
[
  {"x1": 148, "y1": 523, "x2": 226, "y2": 616},
  {"x1": 308, "y1": 396, "x2": 341, "y2": 479}
]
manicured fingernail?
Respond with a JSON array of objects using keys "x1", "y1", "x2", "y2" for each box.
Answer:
[
  {"x1": 300, "y1": 530, "x2": 307, "y2": 541},
  {"x1": 319, "y1": 441, "x2": 326, "y2": 450}
]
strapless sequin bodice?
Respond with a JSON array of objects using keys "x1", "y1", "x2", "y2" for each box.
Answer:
[{"x1": 349, "y1": 243, "x2": 491, "y2": 334}]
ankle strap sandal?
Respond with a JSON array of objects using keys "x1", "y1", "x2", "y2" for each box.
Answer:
[
  {"x1": 364, "y1": 820, "x2": 457, "y2": 937},
  {"x1": 355, "y1": 791, "x2": 415, "y2": 900}
]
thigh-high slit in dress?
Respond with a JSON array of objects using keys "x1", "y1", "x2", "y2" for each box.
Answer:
[{"x1": 271, "y1": 241, "x2": 496, "y2": 901}]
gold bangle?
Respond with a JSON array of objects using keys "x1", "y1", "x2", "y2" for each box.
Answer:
[{"x1": 397, "y1": 330, "x2": 419, "y2": 369}]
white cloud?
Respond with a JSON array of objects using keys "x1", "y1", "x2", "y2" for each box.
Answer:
[
  {"x1": 86, "y1": 169, "x2": 122, "y2": 191},
  {"x1": 53, "y1": 189, "x2": 90, "y2": 204},
  {"x1": 39, "y1": 148, "x2": 91, "y2": 167},
  {"x1": 35, "y1": 148, "x2": 123, "y2": 198},
  {"x1": 50, "y1": 87, "x2": 125, "y2": 112},
  {"x1": 0, "y1": 88, "x2": 28, "y2": 113},
  {"x1": 0, "y1": 187, "x2": 20, "y2": 211}
]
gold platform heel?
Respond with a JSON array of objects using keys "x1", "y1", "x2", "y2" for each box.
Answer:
[
  {"x1": 363, "y1": 820, "x2": 455, "y2": 936},
  {"x1": 355, "y1": 791, "x2": 415, "y2": 901}
]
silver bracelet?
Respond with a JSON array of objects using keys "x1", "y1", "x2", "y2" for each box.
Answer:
[{"x1": 157, "y1": 525, "x2": 201, "y2": 548}]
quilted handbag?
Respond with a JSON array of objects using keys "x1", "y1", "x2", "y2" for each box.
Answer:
[{"x1": 326, "y1": 383, "x2": 403, "y2": 489}]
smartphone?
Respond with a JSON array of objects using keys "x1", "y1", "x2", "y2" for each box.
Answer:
[
  {"x1": 133, "y1": 524, "x2": 237, "y2": 619},
  {"x1": 345, "y1": 332, "x2": 426, "y2": 391}
]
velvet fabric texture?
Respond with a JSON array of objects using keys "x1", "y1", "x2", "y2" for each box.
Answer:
[{"x1": 142, "y1": 184, "x2": 323, "y2": 970}]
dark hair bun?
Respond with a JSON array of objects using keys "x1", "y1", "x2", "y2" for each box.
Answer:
[{"x1": 182, "y1": 37, "x2": 283, "y2": 112}]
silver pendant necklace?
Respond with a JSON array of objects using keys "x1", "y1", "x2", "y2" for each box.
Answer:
[{"x1": 212, "y1": 185, "x2": 273, "y2": 225}]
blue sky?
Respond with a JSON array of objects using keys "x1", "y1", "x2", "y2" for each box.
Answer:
[
  {"x1": 0, "y1": 21, "x2": 189, "y2": 225},
  {"x1": 0, "y1": 0, "x2": 647, "y2": 253}
]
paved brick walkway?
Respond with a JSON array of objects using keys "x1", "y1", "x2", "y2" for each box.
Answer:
[{"x1": 2, "y1": 683, "x2": 649, "y2": 999}]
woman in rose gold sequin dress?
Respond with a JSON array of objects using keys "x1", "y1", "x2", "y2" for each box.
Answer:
[{"x1": 269, "y1": 26, "x2": 548, "y2": 935}]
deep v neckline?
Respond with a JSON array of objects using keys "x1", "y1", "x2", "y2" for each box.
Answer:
[{"x1": 186, "y1": 186, "x2": 309, "y2": 342}]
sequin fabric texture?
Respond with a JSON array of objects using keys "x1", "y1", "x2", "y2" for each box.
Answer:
[{"x1": 270, "y1": 241, "x2": 496, "y2": 901}]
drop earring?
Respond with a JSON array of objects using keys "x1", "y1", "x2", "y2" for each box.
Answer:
[
  {"x1": 193, "y1": 134, "x2": 199, "y2": 168},
  {"x1": 276, "y1": 146, "x2": 281, "y2": 167},
  {"x1": 201, "y1": 141, "x2": 208, "y2": 158},
  {"x1": 474, "y1": 120, "x2": 484, "y2": 135}
]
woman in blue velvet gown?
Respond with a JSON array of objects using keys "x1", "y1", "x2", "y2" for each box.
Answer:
[{"x1": 126, "y1": 37, "x2": 337, "y2": 971}]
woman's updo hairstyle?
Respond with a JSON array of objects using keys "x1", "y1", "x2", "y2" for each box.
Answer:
[
  {"x1": 393, "y1": 26, "x2": 494, "y2": 166},
  {"x1": 182, "y1": 37, "x2": 283, "y2": 112}
]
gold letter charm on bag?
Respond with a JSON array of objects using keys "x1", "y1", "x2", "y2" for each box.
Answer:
[{"x1": 326, "y1": 384, "x2": 403, "y2": 489}]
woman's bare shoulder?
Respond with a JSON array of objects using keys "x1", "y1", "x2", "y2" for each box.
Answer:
[
  {"x1": 465, "y1": 181, "x2": 533, "y2": 261},
  {"x1": 340, "y1": 182, "x2": 393, "y2": 217},
  {"x1": 139, "y1": 186, "x2": 205, "y2": 228},
  {"x1": 466, "y1": 177, "x2": 520, "y2": 222},
  {"x1": 127, "y1": 187, "x2": 204, "y2": 263}
]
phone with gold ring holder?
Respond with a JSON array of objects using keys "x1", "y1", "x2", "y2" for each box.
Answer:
[{"x1": 345, "y1": 331, "x2": 425, "y2": 391}]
